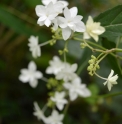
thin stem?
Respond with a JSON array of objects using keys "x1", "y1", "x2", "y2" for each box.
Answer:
[
  {"x1": 41, "y1": 77, "x2": 48, "y2": 83},
  {"x1": 94, "y1": 72, "x2": 107, "y2": 80},
  {"x1": 39, "y1": 40, "x2": 51, "y2": 47},
  {"x1": 97, "y1": 53, "x2": 104, "y2": 60},
  {"x1": 74, "y1": 37, "x2": 122, "y2": 60},
  {"x1": 87, "y1": 92, "x2": 122, "y2": 99},
  {"x1": 64, "y1": 52, "x2": 66, "y2": 62}
]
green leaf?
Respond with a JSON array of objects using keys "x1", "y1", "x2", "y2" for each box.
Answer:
[
  {"x1": 0, "y1": 5, "x2": 49, "y2": 41},
  {"x1": 95, "y1": 5, "x2": 122, "y2": 42},
  {"x1": 102, "y1": 38, "x2": 122, "y2": 78},
  {"x1": 23, "y1": 0, "x2": 41, "y2": 8}
]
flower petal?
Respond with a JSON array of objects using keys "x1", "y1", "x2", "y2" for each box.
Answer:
[
  {"x1": 70, "y1": 7, "x2": 78, "y2": 18},
  {"x1": 62, "y1": 27, "x2": 71, "y2": 40}
]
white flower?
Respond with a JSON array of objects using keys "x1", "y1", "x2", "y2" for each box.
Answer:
[
  {"x1": 19, "y1": 61, "x2": 43, "y2": 88},
  {"x1": 46, "y1": 56, "x2": 65, "y2": 75},
  {"x1": 58, "y1": 7, "x2": 85, "y2": 40},
  {"x1": 63, "y1": 77, "x2": 91, "y2": 101},
  {"x1": 33, "y1": 102, "x2": 46, "y2": 121},
  {"x1": 51, "y1": 91, "x2": 68, "y2": 110},
  {"x1": 35, "y1": 2, "x2": 58, "y2": 27},
  {"x1": 46, "y1": 110, "x2": 64, "y2": 124},
  {"x1": 83, "y1": 16, "x2": 105, "y2": 42},
  {"x1": 28, "y1": 36, "x2": 41, "y2": 58},
  {"x1": 56, "y1": 63, "x2": 77, "y2": 81},
  {"x1": 42, "y1": 0, "x2": 68, "y2": 8},
  {"x1": 103, "y1": 70, "x2": 118, "y2": 91}
]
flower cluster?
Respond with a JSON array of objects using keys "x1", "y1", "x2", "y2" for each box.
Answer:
[
  {"x1": 19, "y1": 56, "x2": 91, "y2": 124},
  {"x1": 35, "y1": 0, "x2": 85, "y2": 40},
  {"x1": 18, "y1": 0, "x2": 119, "y2": 124}
]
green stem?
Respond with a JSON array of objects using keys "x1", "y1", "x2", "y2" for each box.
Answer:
[
  {"x1": 94, "y1": 72, "x2": 107, "y2": 80},
  {"x1": 39, "y1": 40, "x2": 51, "y2": 47},
  {"x1": 74, "y1": 37, "x2": 122, "y2": 60},
  {"x1": 64, "y1": 52, "x2": 66, "y2": 62},
  {"x1": 87, "y1": 92, "x2": 122, "y2": 99}
]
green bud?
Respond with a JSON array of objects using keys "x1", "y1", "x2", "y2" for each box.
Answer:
[
  {"x1": 87, "y1": 66, "x2": 91, "y2": 71},
  {"x1": 80, "y1": 43, "x2": 86, "y2": 48},
  {"x1": 96, "y1": 64, "x2": 100, "y2": 69},
  {"x1": 89, "y1": 64, "x2": 94, "y2": 69},
  {"x1": 88, "y1": 59, "x2": 95, "y2": 64},
  {"x1": 64, "y1": 48, "x2": 68, "y2": 53},
  {"x1": 91, "y1": 55, "x2": 96, "y2": 60},
  {"x1": 89, "y1": 72, "x2": 93, "y2": 76},
  {"x1": 58, "y1": 50, "x2": 63, "y2": 55}
]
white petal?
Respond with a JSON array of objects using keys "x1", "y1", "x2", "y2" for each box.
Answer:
[
  {"x1": 19, "y1": 75, "x2": 29, "y2": 83},
  {"x1": 38, "y1": 21, "x2": 44, "y2": 26},
  {"x1": 75, "y1": 21, "x2": 86, "y2": 32},
  {"x1": 59, "y1": 1, "x2": 68, "y2": 7},
  {"x1": 35, "y1": 5, "x2": 45, "y2": 17},
  {"x1": 35, "y1": 71, "x2": 43, "y2": 79},
  {"x1": 90, "y1": 33, "x2": 98, "y2": 42},
  {"x1": 29, "y1": 79, "x2": 38, "y2": 88},
  {"x1": 83, "y1": 31, "x2": 90, "y2": 39},
  {"x1": 71, "y1": 63, "x2": 77, "y2": 72},
  {"x1": 87, "y1": 16, "x2": 94, "y2": 25},
  {"x1": 69, "y1": 92, "x2": 77, "y2": 101},
  {"x1": 64, "y1": 7, "x2": 71, "y2": 19},
  {"x1": 107, "y1": 82, "x2": 112, "y2": 91},
  {"x1": 70, "y1": 7, "x2": 78, "y2": 18},
  {"x1": 37, "y1": 16, "x2": 47, "y2": 22},
  {"x1": 108, "y1": 70, "x2": 114, "y2": 78},
  {"x1": 92, "y1": 27, "x2": 105, "y2": 35},
  {"x1": 58, "y1": 17, "x2": 67, "y2": 28},
  {"x1": 73, "y1": 15, "x2": 83, "y2": 23},
  {"x1": 63, "y1": 82, "x2": 71, "y2": 89},
  {"x1": 103, "y1": 81, "x2": 107, "y2": 86},
  {"x1": 62, "y1": 27, "x2": 71, "y2": 40},
  {"x1": 28, "y1": 61, "x2": 37, "y2": 71},
  {"x1": 56, "y1": 103, "x2": 64, "y2": 110},
  {"x1": 44, "y1": 18, "x2": 51, "y2": 27}
]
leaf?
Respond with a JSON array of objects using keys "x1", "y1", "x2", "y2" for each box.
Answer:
[
  {"x1": 102, "y1": 38, "x2": 122, "y2": 78},
  {"x1": 95, "y1": 5, "x2": 122, "y2": 42},
  {"x1": 23, "y1": 0, "x2": 41, "y2": 8},
  {"x1": 0, "y1": 5, "x2": 49, "y2": 41}
]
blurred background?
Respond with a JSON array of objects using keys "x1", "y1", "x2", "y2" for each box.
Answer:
[{"x1": 0, "y1": 0, "x2": 122, "y2": 124}]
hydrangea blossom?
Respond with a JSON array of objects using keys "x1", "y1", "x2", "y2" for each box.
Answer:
[
  {"x1": 46, "y1": 56, "x2": 65, "y2": 75},
  {"x1": 46, "y1": 110, "x2": 64, "y2": 124},
  {"x1": 28, "y1": 36, "x2": 41, "y2": 58},
  {"x1": 103, "y1": 70, "x2": 118, "y2": 91},
  {"x1": 63, "y1": 77, "x2": 91, "y2": 101},
  {"x1": 56, "y1": 63, "x2": 77, "y2": 81},
  {"x1": 35, "y1": 2, "x2": 59, "y2": 27},
  {"x1": 51, "y1": 91, "x2": 68, "y2": 110},
  {"x1": 58, "y1": 7, "x2": 86, "y2": 40},
  {"x1": 19, "y1": 61, "x2": 43, "y2": 88},
  {"x1": 83, "y1": 16, "x2": 105, "y2": 42}
]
